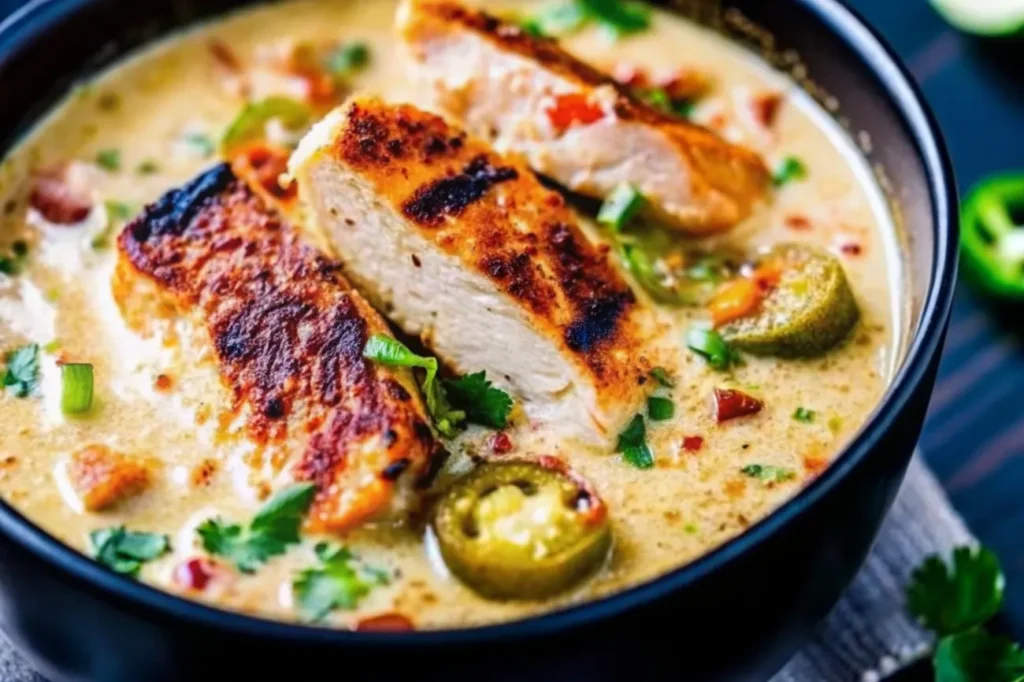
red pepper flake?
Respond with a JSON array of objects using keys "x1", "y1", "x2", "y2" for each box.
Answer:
[
  {"x1": 154, "y1": 374, "x2": 174, "y2": 392},
  {"x1": 489, "y1": 431, "x2": 514, "y2": 455},
  {"x1": 784, "y1": 214, "x2": 812, "y2": 231},
  {"x1": 682, "y1": 436, "x2": 704, "y2": 453},
  {"x1": 355, "y1": 613, "x2": 415, "y2": 632},
  {"x1": 713, "y1": 388, "x2": 763, "y2": 423},
  {"x1": 750, "y1": 91, "x2": 783, "y2": 128},
  {"x1": 29, "y1": 171, "x2": 93, "y2": 225},
  {"x1": 208, "y1": 39, "x2": 242, "y2": 73},
  {"x1": 174, "y1": 557, "x2": 218, "y2": 591},
  {"x1": 839, "y1": 242, "x2": 863, "y2": 257},
  {"x1": 546, "y1": 93, "x2": 605, "y2": 134}
]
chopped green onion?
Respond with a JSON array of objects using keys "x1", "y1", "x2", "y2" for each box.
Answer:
[
  {"x1": 578, "y1": 0, "x2": 651, "y2": 38},
  {"x1": 95, "y1": 149, "x2": 121, "y2": 172},
  {"x1": 61, "y1": 363, "x2": 94, "y2": 414},
  {"x1": 686, "y1": 327, "x2": 738, "y2": 371},
  {"x1": 598, "y1": 184, "x2": 646, "y2": 230},
  {"x1": 326, "y1": 42, "x2": 370, "y2": 78},
  {"x1": 772, "y1": 156, "x2": 807, "y2": 187},
  {"x1": 793, "y1": 407, "x2": 816, "y2": 423},
  {"x1": 741, "y1": 464, "x2": 796, "y2": 484},
  {"x1": 650, "y1": 366, "x2": 675, "y2": 388},
  {"x1": 221, "y1": 97, "x2": 311, "y2": 156},
  {"x1": 617, "y1": 414, "x2": 654, "y2": 469},
  {"x1": 647, "y1": 396, "x2": 674, "y2": 421}
]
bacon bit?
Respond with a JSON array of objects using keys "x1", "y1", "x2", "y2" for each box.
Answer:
[
  {"x1": 29, "y1": 171, "x2": 93, "y2": 224},
  {"x1": 803, "y1": 455, "x2": 829, "y2": 477},
  {"x1": 724, "y1": 478, "x2": 746, "y2": 499},
  {"x1": 489, "y1": 431, "x2": 514, "y2": 454},
  {"x1": 713, "y1": 388, "x2": 763, "y2": 423},
  {"x1": 230, "y1": 143, "x2": 297, "y2": 206},
  {"x1": 682, "y1": 436, "x2": 704, "y2": 453},
  {"x1": 750, "y1": 91, "x2": 784, "y2": 128},
  {"x1": 356, "y1": 613, "x2": 415, "y2": 632},
  {"x1": 657, "y1": 68, "x2": 712, "y2": 102},
  {"x1": 154, "y1": 374, "x2": 174, "y2": 392},
  {"x1": 174, "y1": 557, "x2": 218, "y2": 591},
  {"x1": 68, "y1": 445, "x2": 150, "y2": 511},
  {"x1": 784, "y1": 214, "x2": 812, "y2": 231},
  {"x1": 839, "y1": 242, "x2": 863, "y2": 257},
  {"x1": 546, "y1": 94, "x2": 606, "y2": 134}
]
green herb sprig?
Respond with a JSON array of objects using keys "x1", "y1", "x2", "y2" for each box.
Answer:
[
  {"x1": 293, "y1": 543, "x2": 390, "y2": 622},
  {"x1": 90, "y1": 527, "x2": 170, "y2": 577}
]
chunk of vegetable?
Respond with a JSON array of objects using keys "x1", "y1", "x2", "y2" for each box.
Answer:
[
  {"x1": 60, "y1": 363, "x2": 94, "y2": 414},
  {"x1": 718, "y1": 244, "x2": 859, "y2": 357},
  {"x1": 432, "y1": 460, "x2": 611, "y2": 600},
  {"x1": 220, "y1": 97, "x2": 311, "y2": 156}
]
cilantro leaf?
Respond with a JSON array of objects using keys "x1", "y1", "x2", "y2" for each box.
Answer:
[
  {"x1": 741, "y1": 464, "x2": 796, "y2": 484},
  {"x1": 793, "y1": 407, "x2": 816, "y2": 423},
  {"x1": 293, "y1": 542, "x2": 389, "y2": 622},
  {"x1": 443, "y1": 371, "x2": 513, "y2": 429},
  {"x1": 90, "y1": 526, "x2": 170, "y2": 577},
  {"x1": 772, "y1": 156, "x2": 807, "y2": 187},
  {"x1": 363, "y1": 334, "x2": 466, "y2": 437},
  {"x1": 934, "y1": 630, "x2": 1024, "y2": 682},
  {"x1": 650, "y1": 367, "x2": 675, "y2": 388},
  {"x1": 687, "y1": 327, "x2": 740, "y2": 371},
  {"x1": 326, "y1": 43, "x2": 370, "y2": 78},
  {"x1": 3, "y1": 344, "x2": 40, "y2": 397},
  {"x1": 907, "y1": 546, "x2": 1005, "y2": 636},
  {"x1": 197, "y1": 483, "x2": 316, "y2": 573},
  {"x1": 617, "y1": 414, "x2": 654, "y2": 469}
]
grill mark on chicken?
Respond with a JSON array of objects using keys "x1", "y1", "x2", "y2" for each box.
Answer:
[
  {"x1": 403, "y1": 155, "x2": 518, "y2": 227},
  {"x1": 117, "y1": 164, "x2": 441, "y2": 530}
]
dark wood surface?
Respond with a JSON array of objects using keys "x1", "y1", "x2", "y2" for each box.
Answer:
[{"x1": 1, "y1": 0, "x2": 1022, "y2": 645}]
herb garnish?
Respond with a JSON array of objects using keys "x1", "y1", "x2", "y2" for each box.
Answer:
[
  {"x1": 442, "y1": 371, "x2": 513, "y2": 430},
  {"x1": 363, "y1": 335, "x2": 513, "y2": 436},
  {"x1": 2, "y1": 344, "x2": 40, "y2": 398},
  {"x1": 521, "y1": 0, "x2": 650, "y2": 39},
  {"x1": 95, "y1": 148, "x2": 121, "y2": 172},
  {"x1": 647, "y1": 396, "x2": 674, "y2": 421},
  {"x1": 0, "y1": 240, "x2": 29, "y2": 276},
  {"x1": 90, "y1": 526, "x2": 170, "y2": 577},
  {"x1": 740, "y1": 464, "x2": 796, "y2": 484},
  {"x1": 793, "y1": 407, "x2": 816, "y2": 423},
  {"x1": 687, "y1": 327, "x2": 740, "y2": 371},
  {"x1": 136, "y1": 160, "x2": 160, "y2": 175},
  {"x1": 293, "y1": 543, "x2": 390, "y2": 622},
  {"x1": 92, "y1": 201, "x2": 135, "y2": 249},
  {"x1": 906, "y1": 546, "x2": 1024, "y2": 681},
  {"x1": 61, "y1": 363, "x2": 94, "y2": 415},
  {"x1": 650, "y1": 366, "x2": 675, "y2": 388},
  {"x1": 326, "y1": 42, "x2": 370, "y2": 78},
  {"x1": 220, "y1": 98, "x2": 310, "y2": 156},
  {"x1": 772, "y1": 156, "x2": 808, "y2": 187},
  {"x1": 598, "y1": 183, "x2": 646, "y2": 231},
  {"x1": 617, "y1": 414, "x2": 654, "y2": 469},
  {"x1": 197, "y1": 483, "x2": 316, "y2": 573}
]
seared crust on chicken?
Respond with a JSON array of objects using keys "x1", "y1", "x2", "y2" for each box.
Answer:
[
  {"x1": 114, "y1": 163, "x2": 442, "y2": 531},
  {"x1": 291, "y1": 97, "x2": 662, "y2": 447},
  {"x1": 397, "y1": 0, "x2": 770, "y2": 234}
]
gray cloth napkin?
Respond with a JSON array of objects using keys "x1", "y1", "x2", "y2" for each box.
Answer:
[{"x1": 0, "y1": 455, "x2": 971, "y2": 682}]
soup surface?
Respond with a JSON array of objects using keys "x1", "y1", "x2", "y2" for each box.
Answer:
[{"x1": 0, "y1": 0, "x2": 902, "y2": 629}]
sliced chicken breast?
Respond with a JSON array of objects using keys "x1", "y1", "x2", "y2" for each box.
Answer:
[
  {"x1": 114, "y1": 163, "x2": 443, "y2": 532},
  {"x1": 290, "y1": 96, "x2": 663, "y2": 448},
  {"x1": 397, "y1": 0, "x2": 770, "y2": 234}
]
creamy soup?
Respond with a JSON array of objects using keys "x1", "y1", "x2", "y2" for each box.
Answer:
[{"x1": 0, "y1": 0, "x2": 902, "y2": 629}]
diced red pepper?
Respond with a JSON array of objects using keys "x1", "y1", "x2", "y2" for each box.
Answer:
[
  {"x1": 489, "y1": 432, "x2": 514, "y2": 455},
  {"x1": 839, "y1": 242, "x2": 863, "y2": 256},
  {"x1": 546, "y1": 94, "x2": 605, "y2": 134},
  {"x1": 355, "y1": 613, "x2": 415, "y2": 632},
  {"x1": 713, "y1": 388, "x2": 763, "y2": 423},
  {"x1": 750, "y1": 92, "x2": 783, "y2": 128},
  {"x1": 174, "y1": 557, "x2": 218, "y2": 591},
  {"x1": 682, "y1": 436, "x2": 704, "y2": 453},
  {"x1": 784, "y1": 214, "x2": 812, "y2": 231}
]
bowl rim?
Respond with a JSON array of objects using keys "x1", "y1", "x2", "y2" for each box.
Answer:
[{"x1": 0, "y1": 0, "x2": 958, "y2": 645}]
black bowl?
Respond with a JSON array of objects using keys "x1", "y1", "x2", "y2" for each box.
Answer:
[{"x1": 0, "y1": 1, "x2": 957, "y2": 680}]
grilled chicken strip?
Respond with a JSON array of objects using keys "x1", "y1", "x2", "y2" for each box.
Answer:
[
  {"x1": 290, "y1": 97, "x2": 662, "y2": 448},
  {"x1": 114, "y1": 163, "x2": 442, "y2": 532},
  {"x1": 397, "y1": 0, "x2": 770, "y2": 234}
]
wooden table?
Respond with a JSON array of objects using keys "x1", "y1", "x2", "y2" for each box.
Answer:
[{"x1": 1, "y1": 0, "x2": 1022, "y2": 644}]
